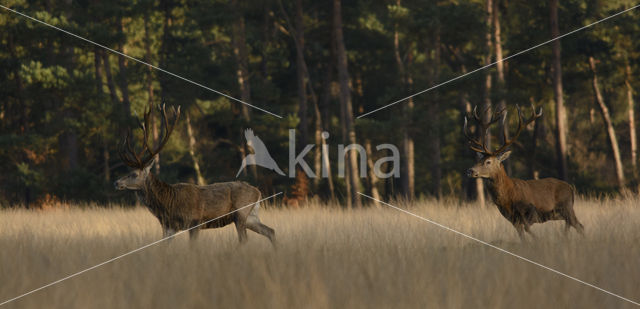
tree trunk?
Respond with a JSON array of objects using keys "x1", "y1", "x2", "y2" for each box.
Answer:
[
  {"x1": 483, "y1": 0, "x2": 493, "y2": 149},
  {"x1": 310, "y1": 68, "x2": 334, "y2": 200},
  {"x1": 294, "y1": 0, "x2": 308, "y2": 147},
  {"x1": 401, "y1": 118, "x2": 415, "y2": 200},
  {"x1": 102, "y1": 52, "x2": 119, "y2": 107},
  {"x1": 529, "y1": 97, "x2": 545, "y2": 179},
  {"x1": 160, "y1": 0, "x2": 171, "y2": 101},
  {"x1": 319, "y1": 39, "x2": 337, "y2": 200},
  {"x1": 338, "y1": 74, "x2": 352, "y2": 207},
  {"x1": 393, "y1": 0, "x2": 415, "y2": 200},
  {"x1": 261, "y1": 2, "x2": 270, "y2": 80},
  {"x1": 493, "y1": 0, "x2": 510, "y2": 174},
  {"x1": 320, "y1": 57, "x2": 334, "y2": 133},
  {"x1": 477, "y1": 0, "x2": 493, "y2": 207},
  {"x1": 144, "y1": 8, "x2": 160, "y2": 174},
  {"x1": 365, "y1": 139, "x2": 381, "y2": 205},
  {"x1": 428, "y1": 24, "x2": 442, "y2": 198},
  {"x1": 550, "y1": 0, "x2": 569, "y2": 181},
  {"x1": 117, "y1": 17, "x2": 131, "y2": 121},
  {"x1": 94, "y1": 47, "x2": 104, "y2": 95},
  {"x1": 393, "y1": 1, "x2": 405, "y2": 81},
  {"x1": 449, "y1": 46, "x2": 476, "y2": 201},
  {"x1": 94, "y1": 47, "x2": 110, "y2": 182},
  {"x1": 231, "y1": 0, "x2": 252, "y2": 122},
  {"x1": 186, "y1": 111, "x2": 206, "y2": 185},
  {"x1": 231, "y1": 0, "x2": 257, "y2": 181},
  {"x1": 144, "y1": 9, "x2": 160, "y2": 174},
  {"x1": 60, "y1": 114, "x2": 79, "y2": 171},
  {"x1": 102, "y1": 137, "x2": 110, "y2": 182},
  {"x1": 60, "y1": 6, "x2": 79, "y2": 173},
  {"x1": 278, "y1": 0, "x2": 334, "y2": 200},
  {"x1": 625, "y1": 62, "x2": 637, "y2": 180},
  {"x1": 333, "y1": 0, "x2": 361, "y2": 208},
  {"x1": 589, "y1": 57, "x2": 625, "y2": 188},
  {"x1": 7, "y1": 33, "x2": 27, "y2": 133},
  {"x1": 117, "y1": 47, "x2": 131, "y2": 117},
  {"x1": 461, "y1": 78, "x2": 476, "y2": 201}
]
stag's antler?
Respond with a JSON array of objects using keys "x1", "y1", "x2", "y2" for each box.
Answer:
[
  {"x1": 463, "y1": 105, "x2": 505, "y2": 155},
  {"x1": 119, "y1": 103, "x2": 181, "y2": 169},
  {"x1": 492, "y1": 104, "x2": 542, "y2": 155},
  {"x1": 464, "y1": 103, "x2": 542, "y2": 156}
]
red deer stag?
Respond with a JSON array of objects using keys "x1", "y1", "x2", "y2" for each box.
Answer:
[
  {"x1": 464, "y1": 104, "x2": 584, "y2": 240},
  {"x1": 114, "y1": 105, "x2": 275, "y2": 244}
]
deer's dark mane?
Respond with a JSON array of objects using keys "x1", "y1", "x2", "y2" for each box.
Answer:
[
  {"x1": 141, "y1": 174, "x2": 180, "y2": 226},
  {"x1": 485, "y1": 165, "x2": 515, "y2": 212}
]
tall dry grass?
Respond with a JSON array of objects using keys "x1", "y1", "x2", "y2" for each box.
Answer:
[{"x1": 1, "y1": 198, "x2": 639, "y2": 308}]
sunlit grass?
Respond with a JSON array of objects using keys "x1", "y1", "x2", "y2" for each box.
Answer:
[{"x1": 0, "y1": 198, "x2": 639, "y2": 308}]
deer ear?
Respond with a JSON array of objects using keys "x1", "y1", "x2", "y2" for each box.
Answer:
[{"x1": 497, "y1": 150, "x2": 512, "y2": 162}]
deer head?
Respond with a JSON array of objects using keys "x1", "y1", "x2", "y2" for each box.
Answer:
[
  {"x1": 464, "y1": 104, "x2": 542, "y2": 179},
  {"x1": 114, "y1": 104, "x2": 181, "y2": 190}
]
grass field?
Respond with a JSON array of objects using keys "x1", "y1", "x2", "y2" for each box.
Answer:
[{"x1": 1, "y1": 197, "x2": 639, "y2": 308}]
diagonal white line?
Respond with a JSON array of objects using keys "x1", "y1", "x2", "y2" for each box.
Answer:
[
  {"x1": 357, "y1": 192, "x2": 640, "y2": 307},
  {"x1": 0, "y1": 4, "x2": 282, "y2": 119},
  {"x1": 357, "y1": 4, "x2": 640, "y2": 119},
  {"x1": 0, "y1": 192, "x2": 282, "y2": 307}
]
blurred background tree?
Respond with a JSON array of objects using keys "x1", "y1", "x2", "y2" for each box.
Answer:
[{"x1": 1, "y1": 0, "x2": 639, "y2": 207}]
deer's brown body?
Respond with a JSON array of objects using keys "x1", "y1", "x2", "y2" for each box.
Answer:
[
  {"x1": 138, "y1": 174, "x2": 273, "y2": 241},
  {"x1": 115, "y1": 105, "x2": 275, "y2": 244},
  {"x1": 464, "y1": 104, "x2": 584, "y2": 240},
  {"x1": 473, "y1": 156, "x2": 583, "y2": 239}
]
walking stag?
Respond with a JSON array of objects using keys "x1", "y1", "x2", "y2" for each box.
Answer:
[
  {"x1": 114, "y1": 105, "x2": 275, "y2": 244},
  {"x1": 464, "y1": 104, "x2": 584, "y2": 240}
]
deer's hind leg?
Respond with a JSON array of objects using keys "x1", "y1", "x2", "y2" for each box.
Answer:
[
  {"x1": 233, "y1": 214, "x2": 249, "y2": 244},
  {"x1": 234, "y1": 222, "x2": 248, "y2": 243},
  {"x1": 246, "y1": 215, "x2": 276, "y2": 245},
  {"x1": 568, "y1": 213, "x2": 585, "y2": 235},
  {"x1": 562, "y1": 206, "x2": 584, "y2": 236}
]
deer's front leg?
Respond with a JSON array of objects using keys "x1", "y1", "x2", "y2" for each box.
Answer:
[{"x1": 234, "y1": 221, "x2": 248, "y2": 243}]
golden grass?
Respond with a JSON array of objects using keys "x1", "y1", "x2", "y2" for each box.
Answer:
[{"x1": 1, "y1": 198, "x2": 639, "y2": 308}]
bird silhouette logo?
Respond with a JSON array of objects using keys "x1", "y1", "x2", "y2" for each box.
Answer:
[{"x1": 236, "y1": 129, "x2": 285, "y2": 177}]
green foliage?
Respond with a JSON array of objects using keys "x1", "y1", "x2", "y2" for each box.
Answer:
[{"x1": 1, "y1": 0, "x2": 639, "y2": 206}]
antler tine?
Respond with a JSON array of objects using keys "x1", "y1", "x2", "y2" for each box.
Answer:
[
  {"x1": 463, "y1": 116, "x2": 488, "y2": 153},
  {"x1": 472, "y1": 105, "x2": 482, "y2": 122},
  {"x1": 513, "y1": 103, "x2": 542, "y2": 140},
  {"x1": 531, "y1": 103, "x2": 542, "y2": 119},
  {"x1": 493, "y1": 104, "x2": 543, "y2": 155},
  {"x1": 491, "y1": 107, "x2": 506, "y2": 124},
  {"x1": 500, "y1": 110, "x2": 508, "y2": 148},
  {"x1": 118, "y1": 136, "x2": 135, "y2": 167},
  {"x1": 135, "y1": 107, "x2": 153, "y2": 160},
  {"x1": 146, "y1": 103, "x2": 181, "y2": 160},
  {"x1": 492, "y1": 105, "x2": 522, "y2": 155},
  {"x1": 464, "y1": 107, "x2": 495, "y2": 155},
  {"x1": 479, "y1": 106, "x2": 505, "y2": 154},
  {"x1": 118, "y1": 103, "x2": 181, "y2": 169},
  {"x1": 119, "y1": 130, "x2": 143, "y2": 168}
]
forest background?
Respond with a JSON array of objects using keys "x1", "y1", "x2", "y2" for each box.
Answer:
[{"x1": 1, "y1": 0, "x2": 639, "y2": 207}]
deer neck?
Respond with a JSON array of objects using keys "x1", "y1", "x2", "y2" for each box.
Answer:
[
  {"x1": 141, "y1": 174, "x2": 174, "y2": 215},
  {"x1": 485, "y1": 166, "x2": 515, "y2": 207}
]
